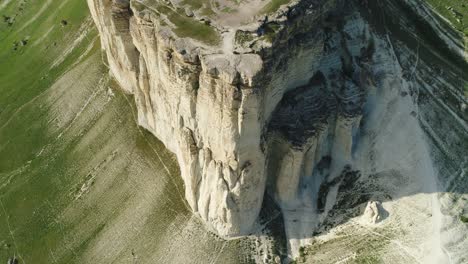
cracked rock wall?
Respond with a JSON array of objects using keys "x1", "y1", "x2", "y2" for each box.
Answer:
[
  {"x1": 87, "y1": 0, "x2": 341, "y2": 237},
  {"x1": 88, "y1": 0, "x2": 271, "y2": 237},
  {"x1": 87, "y1": 0, "x2": 467, "y2": 250}
]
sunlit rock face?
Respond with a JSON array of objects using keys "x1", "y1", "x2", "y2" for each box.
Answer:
[
  {"x1": 87, "y1": 0, "x2": 467, "y2": 260},
  {"x1": 87, "y1": 0, "x2": 339, "y2": 238},
  {"x1": 88, "y1": 0, "x2": 268, "y2": 237}
]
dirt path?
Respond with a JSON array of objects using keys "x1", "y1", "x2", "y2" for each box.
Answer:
[{"x1": 222, "y1": 29, "x2": 236, "y2": 54}]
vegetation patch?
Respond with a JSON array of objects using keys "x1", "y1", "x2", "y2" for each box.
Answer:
[
  {"x1": 460, "y1": 214, "x2": 468, "y2": 223},
  {"x1": 425, "y1": 0, "x2": 467, "y2": 35},
  {"x1": 261, "y1": 22, "x2": 282, "y2": 43},
  {"x1": 141, "y1": 2, "x2": 220, "y2": 45},
  {"x1": 235, "y1": 30, "x2": 255, "y2": 46},
  {"x1": 261, "y1": 0, "x2": 292, "y2": 15}
]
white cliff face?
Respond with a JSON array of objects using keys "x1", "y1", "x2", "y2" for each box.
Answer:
[
  {"x1": 88, "y1": 0, "x2": 270, "y2": 237},
  {"x1": 87, "y1": 0, "x2": 139, "y2": 94},
  {"x1": 87, "y1": 0, "x2": 467, "y2": 261},
  {"x1": 87, "y1": 0, "x2": 341, "y2": 238}
]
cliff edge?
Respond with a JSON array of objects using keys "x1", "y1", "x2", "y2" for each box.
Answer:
[{"x1": 87, "y1": 0, "x2": 467, "y2": 260}]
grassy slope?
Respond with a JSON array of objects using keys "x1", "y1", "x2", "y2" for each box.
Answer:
[
  {"x1": 0, "y1": 1, "x2": 250, "y2": 263},
  {"x1": 425, "y1": 0, "x2": 468, "y2": 95},
  {"x1": 425, "y1": 0, "x2": 468, "y2": 35}
]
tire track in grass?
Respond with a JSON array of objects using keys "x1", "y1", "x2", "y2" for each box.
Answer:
[
  {"x1": 17, "y1": 0, "x2": 54, "y2": 33},
  {"x1": 0, "y1": 19, "x2": 96, "y2": 133}
]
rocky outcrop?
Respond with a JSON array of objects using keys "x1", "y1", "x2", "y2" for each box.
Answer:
[
  {"x1": 362, "y1": 201, "x2": 386, "y2": 224},
  {"x1": 88, "y1": 0, "x2": 341, "y2": 238},
  {"x1": 87, "y1": 0, "x2": 467, "y2": 255},
  {"x1": 88, "y1": 0, "x2": 269, "y2": 237}
]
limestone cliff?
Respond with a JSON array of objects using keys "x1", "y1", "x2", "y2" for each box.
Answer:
[
  {"x1": 87, "y1": 0, "x2": 467, "y2": 260},
  {"x1": 88, "y1": 0, "x2": 337, "y2": 238}
]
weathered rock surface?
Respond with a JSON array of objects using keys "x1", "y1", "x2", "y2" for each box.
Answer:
[
  {"x1": 88, "y1": 0, "x2": 269, "y2": 237},
  {"x1": 88, "y1": 0, "x2": 344, "y2": 238},
  {"x1": 87, "y1": 0, "x2": 467, "y2": 260},
  {"x1": 363, "y1": 201, "x2": 386, "y2": 224}
]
